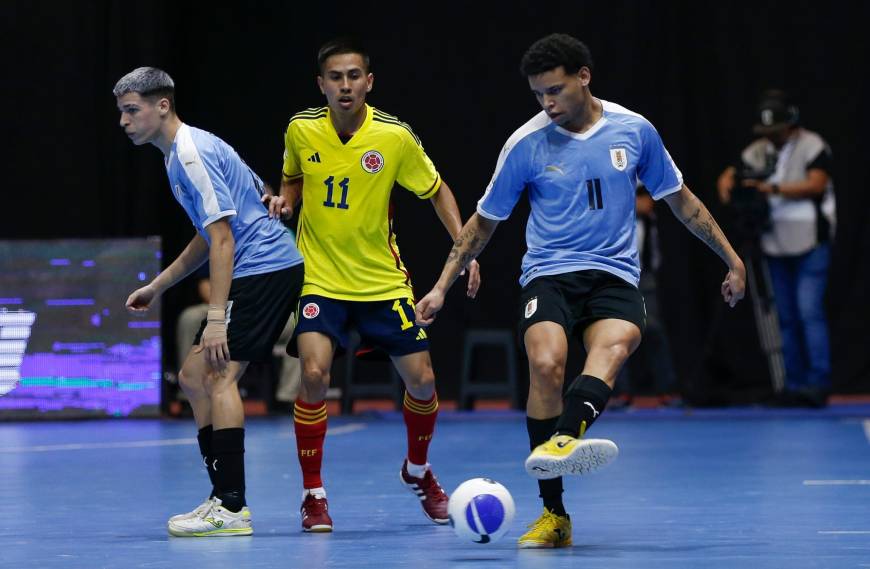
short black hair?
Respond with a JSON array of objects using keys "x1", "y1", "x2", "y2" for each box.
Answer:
[
  {"x1": 520, "y1": 33, "x2": 594, "y2": 77},
  {"x1": 317, "y1": 37, "x2": 371, "y2": 74}
]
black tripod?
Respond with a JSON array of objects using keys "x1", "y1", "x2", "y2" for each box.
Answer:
[
  {"x1": 742, "y1": 239, "x2": 786, "y2": 393},
  {"x1": 690, "y1": 211, "x2": 785, "y2": 402}
]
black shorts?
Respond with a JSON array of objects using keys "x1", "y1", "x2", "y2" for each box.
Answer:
[
  {"x1": 517, "y1": 269, "x2": 646, "y2": 352},
  {"x1": 288, "y1": 294, "x2": 430, "y2": 357},
  {"x1": 194, "y1": 263, "x2": 303, "y2": 362}
]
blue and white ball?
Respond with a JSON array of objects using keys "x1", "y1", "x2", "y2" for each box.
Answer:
[{"x1": 447, "y1": 478, "x2": 515, "y2": 544}]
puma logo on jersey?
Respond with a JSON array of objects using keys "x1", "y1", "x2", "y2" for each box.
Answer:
[
  {"x1": 307, "y1": 152, "x2": 321, "y2": 163},
  {"x1": 545, "y1": 165, "x2": 565, "y2": 175}
]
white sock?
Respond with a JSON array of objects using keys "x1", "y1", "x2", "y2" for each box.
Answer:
[
  {"x1": 406, "y1": 461, "x2": 429, "y2": 478},
  {"x1": 303, "y1": 487, "x2": 326, "y2": 500}
]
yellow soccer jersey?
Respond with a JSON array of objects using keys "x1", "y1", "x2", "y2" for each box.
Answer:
[{"x1": 283, "y1": 104, "x2": 441, "y2": 301}]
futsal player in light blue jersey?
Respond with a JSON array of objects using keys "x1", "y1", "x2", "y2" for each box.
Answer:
[
  {"x1": 416, "y1": 34, "x2": 746, "y2": 548},
  {"x1": 115, "y1": 67, "x2": 304, "y2": 537}
]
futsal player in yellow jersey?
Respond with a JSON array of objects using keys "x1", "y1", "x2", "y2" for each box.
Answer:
[{"x1": 265, "y1": 37, "x2": 480, "y2": 533}]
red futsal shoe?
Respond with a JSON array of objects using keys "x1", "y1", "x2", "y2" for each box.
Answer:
[
  {"x1": 400, "y1": 460, "x2": 450, "y2": 524},
  {"x1": 301, "y1": 494, "x2": 333, "y2": 533}
]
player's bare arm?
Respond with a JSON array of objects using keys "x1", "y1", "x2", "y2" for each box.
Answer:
[
  {"x1": 193, "y1": 219, "x2": 235, "y2": 369},
  {"x1": 415, "y1": 213, "x2": 498, "y2": 326},
  {"x1": 663, "y1": 185, "x2": 746, "y2": 307},
  {"x1": 429, "y1": 180, "x2": 481, "y2": 298},
  {"x1": 125, "y1": 233, "x2": 210, "y2": 313},
  {"x1": 263, "y1": 177, "x2": 303, "y2": 220}
]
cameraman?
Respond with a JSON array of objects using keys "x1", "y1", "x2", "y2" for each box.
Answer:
[{"x1": 717, "y1": 90, "x2": 836, "y2": 407}]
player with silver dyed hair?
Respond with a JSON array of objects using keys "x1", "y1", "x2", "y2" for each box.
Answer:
[
  {"x1": 115, "y1": 67, "x2": 305, "y2": 537},
  {"x1": 113, "y1": 66, "x2": 175, "y2": 110}
]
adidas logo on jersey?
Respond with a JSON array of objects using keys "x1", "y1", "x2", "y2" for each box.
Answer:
[
  {"x1": 416, "y1": 328, "x2": 427, "y2": 341},
  {"x1": 307, "y1": 152, "x2": 321, "y2": 163}
]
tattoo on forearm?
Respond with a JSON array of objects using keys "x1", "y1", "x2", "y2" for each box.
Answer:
[
  {"x1": 447, "y1": 227, "x2": 486, "y2": 273},
  {"x1": 684, "y1": 204, "x2": 726, "y2": 258}
]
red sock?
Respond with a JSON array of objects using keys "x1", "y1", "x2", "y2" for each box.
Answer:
[
  {"x1": 403, "y1": 391, "x2": 438, "y2": 466},
  {"x1": 294, "y1": 400, "x2": 327, "y2": 489}
]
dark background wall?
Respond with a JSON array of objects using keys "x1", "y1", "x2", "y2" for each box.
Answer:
[{"x1": 3, "y1": 1, "x2": 867, "y2": 404}]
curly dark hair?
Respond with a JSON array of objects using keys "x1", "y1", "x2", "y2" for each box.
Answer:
[{"x1": 520, "y1": 33, "x2": 594, "y2": 77}]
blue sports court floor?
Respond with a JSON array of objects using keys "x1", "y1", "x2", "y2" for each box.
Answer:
[{"x1": 2, "y1": 406, "x2": 870, "y2": 568}]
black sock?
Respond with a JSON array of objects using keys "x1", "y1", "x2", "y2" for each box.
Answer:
[
  {"x1": 212, "y1": 428, "x2": 246, "y2": 513},
  {"x1": 555, "y1": 375, "x2": 612, "y2": 438},
  {"x1": 197, "y1": 425, "x2": 218, "y2": 498},
  {"x1": 527, "y1": 416, "x2": 566, "y2": 516}
]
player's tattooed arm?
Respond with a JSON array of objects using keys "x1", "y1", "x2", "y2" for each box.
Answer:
[
  {"x1": 664, "y1": 185, "x2": 733, "y2": 261},
  {"x1": 416, "y1": 214, "x2": 498, "y2": 325},
  {"x1": 448, "y1": 216, "x2": 497, "y2": 275},
  {"x1": 430, "y1": 181, "x2": 482, "y2": 298},
  {"x1": 447, "y1": 228, "x2": 485, "y2": 270},
  {"x1": 664, "y1": 185, "x2": 746, "y2": 307}
]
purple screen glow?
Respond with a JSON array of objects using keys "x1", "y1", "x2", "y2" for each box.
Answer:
[{"x1": 0, "y1": 238, "x2": 162, "y2": 418}]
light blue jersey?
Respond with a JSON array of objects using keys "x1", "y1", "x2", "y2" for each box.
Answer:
[
  {"x1": 165, "y1": 124, "x2": 303, "y2": 278},
  {"x1": 477, "y1": 100, "x2": 682, "y2": 287}
]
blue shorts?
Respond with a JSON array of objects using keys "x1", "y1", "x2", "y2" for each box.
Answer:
[{"x1": 289, "y1": 294, "x2": 430, "y2": 357}]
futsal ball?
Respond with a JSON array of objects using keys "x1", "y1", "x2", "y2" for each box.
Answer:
[{"x1": 447, "y1": 478, "x2": 515, "y2": 544}]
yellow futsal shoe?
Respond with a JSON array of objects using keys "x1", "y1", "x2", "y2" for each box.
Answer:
[
  {"x1": 524, "y1": 434, "x2": 618, "y2": 480},
  {"x1": 517, "y1": 508, "x2": 572, "y2": 549}
]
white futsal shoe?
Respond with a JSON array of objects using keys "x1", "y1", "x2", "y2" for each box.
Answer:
[
  {"x1": 168, "y1": 497, "x2": 215, "y2": 523},
  {"x1": 167, "y1": 498, "x2": 253, "y2": 537}
]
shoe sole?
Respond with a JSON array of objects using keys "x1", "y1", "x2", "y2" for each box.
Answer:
[
  {"x1": 517, "y1": 538, "x2": 573, "y2": 549},
  {"x1": 167, "y1": 526, "x2": 253, "y2": 537},
  {"x1": 303, "y1": 525, "x2": 334, "y2": 533},
  {"x1": 399, "y1": 470, "x2": 450, "y2": 525},
  {"x1": 524, "y1": 438, "x2": 618, "y2": 480}
]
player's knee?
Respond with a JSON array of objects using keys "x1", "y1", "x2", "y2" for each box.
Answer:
[
  {"x1": 302, "y1": 362, "x2": 330, "y2": 388},
  {"x1": 405, "y1": 367, "x2": 435, "y2": 393},
  {"x1": 177, "y1": 366, "x2": 203, "y2": 395},
  {"x1": 528, "y1": 353, "x2": 564, "y2": 385},
  {"x1": 528, "y1": 360, "x2": 564, "y2": 402},
  {"x1": 594, "y1": 341, "x2": 633, "y2": 366},
  {"x1": 200, "y1": 369, "x2": 235, "y2": 397}
]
